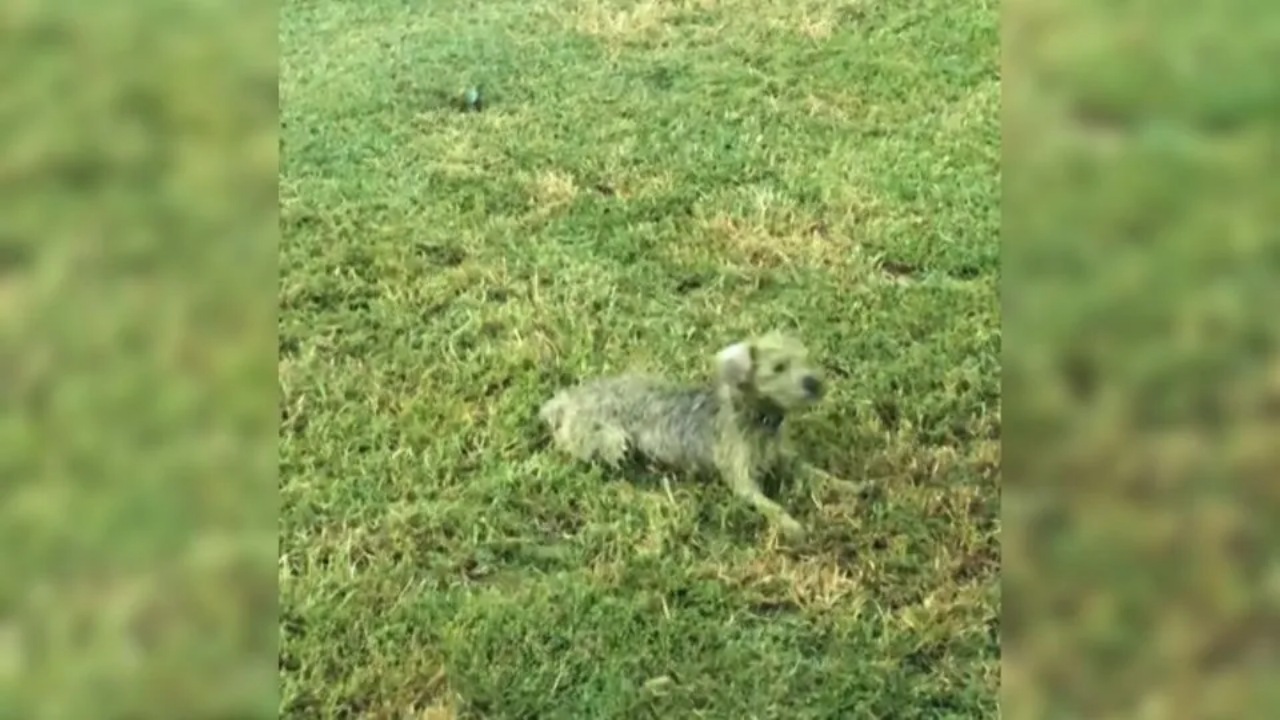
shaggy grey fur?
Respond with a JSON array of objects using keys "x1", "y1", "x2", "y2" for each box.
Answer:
[{"x1": 540, "y1": 331, "x2": 853, "y2": 539}]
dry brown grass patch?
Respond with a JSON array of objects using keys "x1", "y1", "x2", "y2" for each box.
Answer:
[
  {"x1": 528, "y1": 169, "x2": 581, "y2": 214},
  {"x1": 680, "y1": 209, "x2": 866, "y2": 271},
  {"x1": 701, "y1": 550, "x2": 866, "y2": 614},
  {"x1": 863, "y1": 441, "x2": 975, "y2": 486},
  {"x1": 568, "y1": 0, "x2": 708, "y2": 47},
  {"x1": 802, "y1": 93, "x2": 857, "y2": 122},
  {"x1": 411, "y1": 672, "x2": 460, "y2": 720},
  {"x1": 796, "y1": 12, "x2": 835, "y2": 40},
  {"x1": 714, "y1": 0, "x2": 851, "y2": 39},
  {"x1": 566, "y1": 0, "x2": 840, "y2": 47},
  {"x1": 597, "y1": 169, "x2": 676, "y2": 201},
  {"x1": 672, "y1": 181, "x2": 887, "y2": 271}
]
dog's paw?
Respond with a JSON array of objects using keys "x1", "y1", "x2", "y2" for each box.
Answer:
[{"x1": 778, "y1": 515, "x2": 806, "y2": 540}]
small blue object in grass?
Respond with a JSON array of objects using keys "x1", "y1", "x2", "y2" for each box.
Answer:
[{"x1": 461, "y1": 86, "x2": 483, "y2": 112}]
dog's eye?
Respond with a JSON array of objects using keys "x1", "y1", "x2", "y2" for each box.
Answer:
[{"x1": 773, "y1": 361, "x2": 789, "y2": 374}]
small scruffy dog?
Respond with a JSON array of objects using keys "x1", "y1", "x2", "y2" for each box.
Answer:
[{"x1": 539, "y1": 331, "x2": 853, "y2": 538}]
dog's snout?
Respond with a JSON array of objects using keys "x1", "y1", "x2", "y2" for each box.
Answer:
[{"x1": 802, "y1": 375, "x2": 822, "y2": 398}]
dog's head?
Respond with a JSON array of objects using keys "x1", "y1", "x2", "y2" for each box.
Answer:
[{"x1": 715, "y1": 331, "x2": 824, "y2": 411}]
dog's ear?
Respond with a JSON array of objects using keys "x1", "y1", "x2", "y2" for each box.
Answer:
[{"x1": 715, "y1": 340, "x2": 756, "y2": 387}]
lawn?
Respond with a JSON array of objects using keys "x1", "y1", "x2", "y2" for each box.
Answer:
[{"x1": 279, "y1": 0, "x2": 1000, "y2": 717}]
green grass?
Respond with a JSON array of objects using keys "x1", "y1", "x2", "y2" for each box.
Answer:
[{"x1": 279, "y1": 0, "x2": 999, "y2": 717}]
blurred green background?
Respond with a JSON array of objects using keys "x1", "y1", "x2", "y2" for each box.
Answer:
[
  {"x1": 1, "y1": 2, "x2": 277, "y2": 717},
  {"x1": 1004, "y1": 0, "x2": 1280, "y2": 717}
]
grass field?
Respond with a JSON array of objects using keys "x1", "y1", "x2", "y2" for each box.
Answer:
[{"x1": 279, "y1": 0, "x2": 999, "y2": 716}]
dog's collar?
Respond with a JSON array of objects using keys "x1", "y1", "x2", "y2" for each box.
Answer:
[{"x1": 748, "y1": 401, "x2": 786, "y2": 434}]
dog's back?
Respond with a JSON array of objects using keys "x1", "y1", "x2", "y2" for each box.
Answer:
[{"x1": 540, "y1": 374, "x2": 720, "y2": 471}]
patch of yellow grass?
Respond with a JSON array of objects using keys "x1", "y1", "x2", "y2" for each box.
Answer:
[
  {"x1": 675, "y1": 185, "x2": 881, "y2": 271},
  {"x1": 794, "y1": 7, "x2": 836, "y2": 40},
  {"x1": 704, "y1": 550, "x2": 866, "y2": 614},
  {"x1": 700, "y1": 212, "x2": 828, "y2": 268},
  {"x1": 569, "y1": 0, "x2": 692, "y2": 46},
  {"x1": 529, "y1": 169, "x2": 581, "y2": 213},
  {"x1": 566, "y1": 0, "x2": 843, "y2": 47},
  {"x1": 417, "y1": 699, "x2": 457, "y2": 720},
  {"x1": 411, "y1": 667, "x2": 458, "y2": 720}
]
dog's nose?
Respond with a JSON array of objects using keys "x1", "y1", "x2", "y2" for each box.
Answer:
[{"x1": 802, "y1": 375, "x2": 823, "y2": 398}]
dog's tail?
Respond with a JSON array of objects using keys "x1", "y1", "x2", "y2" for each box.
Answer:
[{"x1": 538, "y1": 393, "x2": 568, "y2": 428}]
